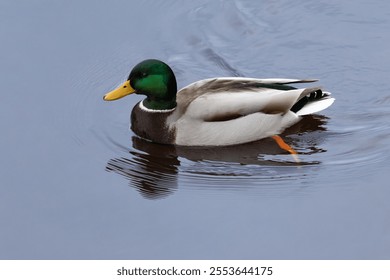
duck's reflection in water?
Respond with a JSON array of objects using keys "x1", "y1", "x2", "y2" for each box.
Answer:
[
  {"x1": 106, "y1": 115, "x2": 328, "y2": 199},
  {"x1": 106, "y1": 141, "x2": 180, "y2": 199}
]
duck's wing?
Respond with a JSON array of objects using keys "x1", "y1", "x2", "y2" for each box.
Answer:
[{"x1": 176, "y1": 77, "x2": 324, "y2": 121}]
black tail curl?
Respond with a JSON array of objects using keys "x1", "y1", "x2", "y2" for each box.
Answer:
[{"x1": 290, "y1": 89, "x2": 328, "y2": 113}]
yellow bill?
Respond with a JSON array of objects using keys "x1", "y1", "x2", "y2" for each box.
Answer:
[{"x1": 103, "y1": 80, "x2": 135, "y2": 101}]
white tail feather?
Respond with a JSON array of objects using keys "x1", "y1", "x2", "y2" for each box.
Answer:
[{"x1": 296, "y1": 97, "x2": 335, "y2": 116}]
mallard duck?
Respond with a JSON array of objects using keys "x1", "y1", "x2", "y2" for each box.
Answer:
[{"x1": 103, "y1": 59, "x2": 334, "y2": 151}]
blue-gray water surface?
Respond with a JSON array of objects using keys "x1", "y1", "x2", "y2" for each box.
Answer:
[{"x1": 1, "y1": 0, "x2": 390, "y2": 259}]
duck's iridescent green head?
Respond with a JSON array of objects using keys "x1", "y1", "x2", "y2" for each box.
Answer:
[{"x1": 103, "y1": 59, "x2": 177, "y2": 110}]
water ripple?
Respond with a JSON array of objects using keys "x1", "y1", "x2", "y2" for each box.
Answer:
[{"x1": 65, "y1": 0, "x2": 390, "y2": 200}]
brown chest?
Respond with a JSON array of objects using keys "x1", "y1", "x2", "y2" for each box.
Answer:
[{"x1": 130, "y1": 102, "x2": 176, "y2": 144}]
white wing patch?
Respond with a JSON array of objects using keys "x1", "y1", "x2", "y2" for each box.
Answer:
[{"x1": 185, "y1": 89, "x2": 305, "y2": 121}]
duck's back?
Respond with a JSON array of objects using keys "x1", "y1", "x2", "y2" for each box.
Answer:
[{"x1": 169, "y1": 77, "x2": 333, "y2": 146}]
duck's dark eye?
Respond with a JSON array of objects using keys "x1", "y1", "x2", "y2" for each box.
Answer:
[{"x1": 141, "y1": 72, "x2": 147, "y2": 77}]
